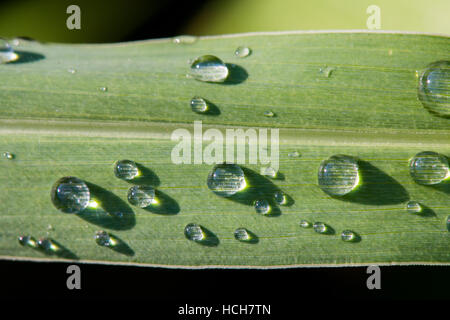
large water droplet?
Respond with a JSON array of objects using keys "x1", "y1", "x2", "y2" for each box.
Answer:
[
  {"x1": 114, "y1": 159, "x2": 139, "y2": 180},
  {"x1": 2, "y1": 152, "x2": 14, "y2": 160},
  {"x1": 341, "y1": 230, "x2": 356, "y2": 242},
  {"x1": 51, "y1": 177, "x2": 90, "y2": 213},
  {"x1": 190, "y1": 96, "x2": 208, "y2": 113},
  {"x1": 189, "y1": 55, "x2": 229, "y2": 83},
  {"x1": 127, "y1": 185, "x2": 156, "y2": 208},
  {"x1": 184, "y1": 223, "x2": 205, "y2": 241},
  {"x1": 409, "y1": 151, "x2": 449, "y2": 185},
  {"x1": 313, "y1": 222, "x2": 327, "y2": 234},
  {"x1": 318, "y1": 155, "x2": 360, "y2": 196},
  {"x1": 418, "y1": 60, "x2": 450, "y2": 117},
  {"x1": 0, "y1": 38, "x2": 18, "y2": 63},
  {"x1": 37, "y1": 238, "x2": 59, "y2": 252},
  {"x1": 207, "y1": 163, "x2": 246, "y2": 197},
  {"x1": 406, "y1": 200, "x2": 422, "y2": 214},
  {"x1": 234, "y1": 46, "x2": 251, "y2": 58},
  {"x1": 234, "y1": 228, "x2": 252, "y2": 241},
  {"x1": 94, "y1": 230, "x2": 116, "y2": 247},
  {"x1": 18, "y1": 235, "x2": 37, "y2": 248},
  {"x1": 254, "y1": 199, "x2": 270, "y2": 215}
]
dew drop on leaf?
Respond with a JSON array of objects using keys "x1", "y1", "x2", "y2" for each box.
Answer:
[
  {"x1": 127, "y1": 185, "x2": 156, "y2": 208},
  {"x1": 254, "y1": 199, "x2": 270, "y2": 215},
  {"x1": 313, "y1": 222, "x2": 327, "y2": 234},
  {"x1": 3, "y1": 152, "x2": 14, "y2": 160},
  {"x1": 94, "y1": 230, "x2": 116, "y2": 247},
  {"x1": 318, "y1": 155, "x2": 360, "y2": 196},
  {"x1": 0, "y1": 38, "x2": 18, "y2": 63},
  {"x1": 189, "y1": 55, "x2": 229, "y2": 82},
  {"x1": 299, "y1": 220, "x2": 311, "y2": 228},
  {"x1": 234, "y1": 46, "x2": 251, "y2": 58},
  {"x1": 114, "y1": 159, "x2": 139, "y2": 180},
  {"x1": 190, "y1": 96, "x2": 208, "y2": 114},
  {"x1": 18, "y1": 235, "x2": 37, "y2": 248},
  {"x1": 234, "y1": 228, "x2": 251, "y2": 241},
  {"x1": 51, "y1": 177, "x2": 90, "y2": 214},
  {"x1": 207, "y1": 163, "x2": 246, "y2": 197},
  {"x1": 409, "y1": 151, "x2": 449, "y2": 185},
  {"x1": 184, "y1": 223, "x2": 205, "y2": 241},
  {"x1": 341, "y1": 230, "x2": 356, "y2": 242},
  {"x1": 406, "y1": 200, "x2": 422, "y2": 214},
  {"x1": 418, "y1": 60, "x2": 450, "y2": 117}
]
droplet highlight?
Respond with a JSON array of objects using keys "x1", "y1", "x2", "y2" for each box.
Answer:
[
  {"x1": 189, "y1": 55, "x2": 229, "y2": 83},
  {"x1": 418, "y1": 60, "x2": 450, "y2": 117},
  {"x1": 406, "y1": 200, "x2": 422, "y2": 214},
  {"x1": 190, "y1": 96, "x2": 208, "y2": 113},
  {"x1": 184, "y1": 223, "x2": 205, "y2": 241},
  {"x1": 318, "y1": 155, "x2": 360, "y2": 196},
  {"x1": 114, "y1": 159, "x2": 139, "y2": 180},
  {"x1": 51, "y1": 176, "x2": 90, "y2": 213},
  {"x1": 409, "y1": 151, "x2": 449, "y2": 185},
  {"x1": 0, "y1": 38, "x2": 18, "y2": 63},
  {"x1": 234, "y1": 46, "x2": 251, "y2": 58},
  {"x1": 127, "y1": 185, "x2": 156, "y2": 208},
  {"x1": 207, "y1": 163, "x2": 246, "y2": 197}
]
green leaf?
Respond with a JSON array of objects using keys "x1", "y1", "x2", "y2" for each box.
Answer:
[{"x1": 0, "y1": 31, "x2": 449, "y2": 267}]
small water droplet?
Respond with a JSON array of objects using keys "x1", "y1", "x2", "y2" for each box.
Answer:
[
  {"x1": 0, "y1": 38, "x2": 18, "y2": 63},
  {"x1": 318, "y1": 155, "x2": 360, "y2": 196},
  {"x1": 173, "y1": 35, "x2": 197, "y2": 44},
  {"x1": 313, "y1": 222, "x2": 327, "y2": 234},
  {"x1": 288, "y1": 151, "x2": 301, "y2": 158},
  {"x1": 264, "y1": 111, "x2": 275, "y2": 117},
  {"x1": 207, "y1": 163, "x2": 246, "y2": 197},
  {"x1": 18, "y1": 235, "x2": 37, "y2": 248},
  {"x1": 114, "y1": 159, "x2": 139, "y2": 180},
  {"x1": 234, "y1": 228, "x2": 251, "y2": 241},
  {"x1": 254, "y1": 199, "x2": 270, "y2": 215},
  {"x1": 189, "y1": 55, "x2": 229, "y2": 82},
  {"x1": 51, "y1": 177, "x2": 90, "y2": 213},
  {"x1": 234, "y1": 46, "x2": 251, "y2": 58},
  {"x1": 190, "y1": 96, "x2": 208, "y2": 113},
  {"x1": 94, "y1": 230, "x2": 116, "y2": 247},
  {"x1": 418, "y1": 60, "x2": 450, "y2": 117},
  {"x1": 409, "y1": 151, "x2": 449, "y2": 185},
  {"x1": 341, "y1": 230, "x2": 356, "y2": 242},
  {"x1": 299, "y1": 220, "x2": 311, "y2": 228},
  {"x1": 260, "y1": 166, "x2": 277, "y2": 178},
  {"x1": 388, "y1": 49, "x2": 393, "y2": 56},
  {"x1": 274, "y1": 191, "x2": 286, "y2": 205},
  {"x1": 67, "y1": 68, "x2": 76, "y2": 74},
  {"x1": 127, "y1": 185, "x2": 156, "y2": 208},
  {"x1": 47, "y1": 224, "x2": 54, "y2": 231},
  {"x1": 319, "y1": 66, "x2": 335, "y2": 78},
  {"x1": 184, "y1": 223, "x2": 205, "y2": 241},
  {"x1": 99, "y1": 86, "x2": 108, "y2": 92},
  {"x1": 3, "y1": 152, "x2": 14, "y2": 159},
  {"x1": 406, "y1": 200, "x2": 422, "y2": 214},
  {"x1": 37, "y1": 238, "x2": 59, "y2": 252}
]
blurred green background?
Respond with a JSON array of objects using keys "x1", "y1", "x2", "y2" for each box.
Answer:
[{"x1": 0, "y1": 0, "x2": 448, "y2": 43}]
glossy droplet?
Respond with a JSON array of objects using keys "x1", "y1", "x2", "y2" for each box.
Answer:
[
  {"x1": 3, "y1": 152, "x2": 14, "y2": 159},
  {"x1": 37, "y1": 238, "x2": 59, "y2": 252},
  {"x1": 409, "y1": 151, "x2": 449, "y2": 185},
  {"x1": 264, "y1": 111, "x2": 275, "y2": 117},
  {"x1": 0, "y1": 38, "x2": 18, "y2": 63},
  {"x1": 318, "y1": 155, "x2": 360, "y2": 196},
  {"x1": 274, "y1": 191, "x2": 286, "y2": 205},
  {"x1": 234, "y1": 228, "x2": 251, "y2": 241},
  {"x1": 173, "y1": 35, "x2": 197, "y2": 44},
  {"x1": 184, "y1": 223, "x2": 205, "y2": 241},
  {"x1": 234, "y1": 46, "x2": 251, "y2": 58},
  {"x1": 207, "y1": 163, "x2": 246, "y2": 197},
  {"x1": 51, "y1": 177, "x2": 90, "y2": 213},
  {"x1": 94, "y1": 230, "x2": 116, "y2": 247},
  {"x1": 127, "y1": 185, "x2": 156, "y2": 208},
  {"x1": 288, "y1": 151, "x2": 301, "y2": 158},
  {"x1": 190, "y1": 96, "x2": 208, "y2": 113},
  {"x1": 260, "y1": 166, "x2": 277, "y2": 178},
  {"x1": 18, "y1": 235, "x2": 37, "y2": 248},
  {"x1": 299, "y1": 220, "x2": 311, "y2": 228},
  {"x1": 254, "y1": 199, "x2": 270, "y2": 215},
  {"x1": 418, "y1": 60, "x2": 450, "y2": 117},
  {"x1": 406, "y1": 200, "x2": 422, "y2": 214},
  {"x1": 319, "y1": 66, "x2": 335, "y2": 78},
  {"x1": 341, "y1": 230, "x2": 356, "y2": 242},
  {"x1": 313, "y1": 222, "x2": 327, "y2": 234},
  {"x1": 114, "y1": 159, "x2": 139, "y2": 180},
  {"x1": 189, "y1": 55, "x2": 229, "y2": 83},
  {"x1": 100, "y1": 87, "x2": 108, "y2": 92}
]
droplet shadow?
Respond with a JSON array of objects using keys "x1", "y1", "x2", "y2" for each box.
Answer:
[
  {"x1": 335, "y1": 160, "x2": 409, "y2": 205},
  {"x1": 9, "y1": 51, "x2": 45, "y2": 64},
  {"x1": 318, "y1": 224, "x2": 335, "y2": 235},
  {"x1": 191, "y1": 225, "x2": 219, "y2": 247},
  {"x1": 223, "y1": 64, "x2": 248, "y2": 85},
  {"x1": 237, "y1": 229, "x2": 259, "y2": 244},
  {"x1": 128, "y1": 163, "x2": 161, "y2": 187},
  {"x1": 77, "y1": 182, "x2": 135, "y2": 230},
  {"x1": 430, "y1": 181, "x2": 449, "y2": 195},
  {"x1": 108, "y1": 233, "x2": 135, "y2": 256},
  {"x1": 201, "y1": 98, "x2": 221, "y2": 116},
  {"x1": 417, "y1": 203, "x2": 436, "y2": 218},
  {"x1": 38, "y1": 239, "x2": 78, "y2": 260},
  {"x1": 143, "y1": 189, "x2": 180, "y2": 215}
]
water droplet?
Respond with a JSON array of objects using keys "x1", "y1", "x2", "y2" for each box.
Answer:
[
  {"x1": 100, "y1": 86, "x2": 108, "y2": 92},
  {"x1": 318, "y1": 155, "x2": 360, "y2": 196},
  {"x1": 3, "y1": 152, "x2": 14, "y2": 160},
  {"x1": 0, "y1": 38, "x2": 18, "y2": 63},
  {"x1": 47, "y1": 224, "x2": 54, "y2": 231},
  {"x1": 190, "y1": 96, "x2": 208, "y2": 113},
  {"x1": 299, "y1": 220, "x2": 311, "y2": 228},
  {"x1": 254, "y1": 199, "x2": 270, "y2": 215},
  {"x1": 288, "y1": 151, "x2": 301, "y2": 158},
  {"x1": 173, "y1": 35, "x2": 197, "y2": 44},
  {"x1": 127, "y1": 185, "x2": 156, "y2": 208},
  {"x1": 341, "y1": 230, "x2": 356, "y2": 242},
  {"x1": 418, "y1": 60, "x2": 450, "y2": 117},
  {"x1": 313, "y1": 222, "x2": 327, "y2": 234},
  {"x1": 260, "y1": 166, "x2": 277, "y2": 178},
  {"x1": 264, "y1": 111, "x2": 275, "y2": 117},
  {"x1": 207, "y1": 163, "x2": 246, "y2": 197},
  {"x1": 67, "y1": 68, "x2": 76, "y2": 74},
  {"x1": 319, "y1": 66, "x2": 335, "y2": 78},
  {"x1": 409, "y1": 151, "x2": 449, "y2": 185},
  {"x1": 18, "y1": 235, "x2": 37, "y2": 248},
  {"x1": 274, "y1": 191, "x2": 286, "y2": 205},
  {"x1": 234, "y1": 46, "x2": 251, "y2": 58},
  {"x1": 406, "y1": 200, "x2": 422, "y2": 214},
  {"x1": 37, "y1": 238, "x2": 59, "y2": 252},
  {"x1": 184, "y1": 223, "x2": 205, "y2": 241},
  {"x1": 234, "y1": 228, "x2": 251, "y2": 241},
  {"x1": 113, "y1": 159, "x2": 139, "y2": 180},
  {"x1": 51, "y1": 177, "x2": 90, "y2": 213},
  {"x1": 189, "y1": 55, "x2": 229, "y2": 83},
  {"x1": 94, "y1": 230, "x2": 116, "y2": 247}
]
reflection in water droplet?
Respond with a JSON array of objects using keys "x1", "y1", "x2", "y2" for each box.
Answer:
[
  {"x1": 274, "y1": 191, "x2": 286, "y2": 205},
  {"x1": 341, "y1": 230, "x2": 356, "y2": 242},
  {"x1": 18, "y1": 235, "x2": 37, "y2": 248},
  {"x1": 3, "y1": 152, "x2": 14, "y2": 159},
  {"x1": 127, "y1": 185, "x2": 156, "y2": 208},
  {"x1": 264, "y1": 111, "x2": 275, "y2": 117},
  {"x1": 234, "y1": 46, "x2": 251, "y2": 58},
  {"x1": 207, "y1": 163, "x2": 246, "y2": 197},
  {"x1": 234, "y1": 228, "x2": 251, "y2": 241},
  {"x1": 299, "y1": 220, "x2": 311, "y2": 228},
  {"x1": 418, "y1": 60, "x2": 450, "y2": 117},
  {"x1": 184, "y1": 223, "x2": 205, "y2": 241},
  {"x1": 37, "y1": 238, "x2": 59, "y2": 252},
  {"x1": 51, "y1": 177, "x2": 90, "y2": 213},
  {"x1": 173, "y1": 35, "x2": 197, "y2": 44},
  {"x1": 254, "y1": 199, "x2": 270, "y2": 215},
  {"x1": 260, "y1": 166, "x2": 277, "y2": 178},
  {"x1": 319, "y1": 66, "x2": 335, "y2": 78},
  {"x1": 114, "y1": 159, "x2": 139, "y2": 180},
  {"x1": 313, "y1": 222, "x2": 327, "y2": 234},
  {"x1": 190, "y1": 96, "x2": 208, "y2": 113},
  {"x1": 0, "y1": 38, "x2": 18, "y2": 63},
  {"x1": 318, "y1": 155, "x2": 360, "y2": 196},
  {"x1": 406, "y1": 200, "x2": 422, "y2": 214},
  {"x1": 94, "y1": 230, "x2": 116, "y2": 247},
  {"x1": 189, "y1": 55, "x2": 229, "y2": 82},
  {"x1": 409, "y1": 151, "x2": 449, "y2": 185},
  {"x1": 288, "y1": 151, "x2": 300, "y2": 158}
]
